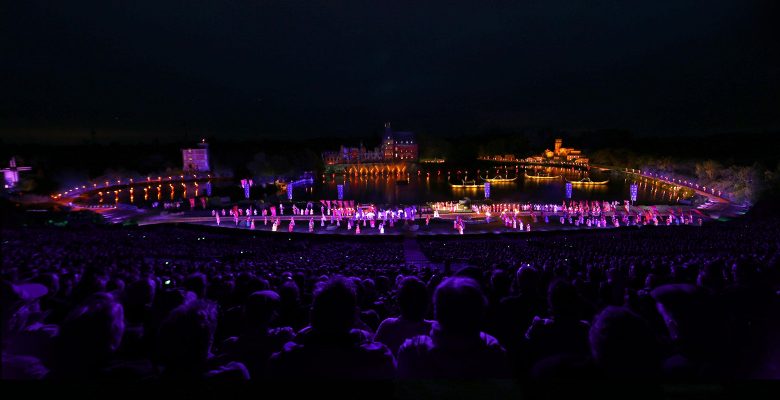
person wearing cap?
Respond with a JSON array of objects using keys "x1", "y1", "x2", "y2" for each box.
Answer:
[
  {"x1": 651, "y1": 283, "x2": 732, "y2": 379},
  {"x1": 156, "y1": 299, "x2": 249, "y2": 381},
  {"x1": 1, "y1": 280, "x2": 50, "y2": 379},
  {"x1": 217, "y1": 290, "x2": 294, "y2": 379},
  {"x1": 48, "y1": 292, "x2": 125, "y2": 380}
]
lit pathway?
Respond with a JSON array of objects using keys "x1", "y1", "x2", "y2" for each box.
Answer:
[{"x1": 403, "y1": 237, "x2": 435, "y2": 270}]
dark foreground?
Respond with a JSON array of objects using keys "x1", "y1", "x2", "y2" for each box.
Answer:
[{"x1": 2, "y1": 215, "x2": 779, "y2": 398}]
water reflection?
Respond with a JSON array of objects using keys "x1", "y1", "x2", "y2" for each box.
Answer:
[{"x1": 80, "y1": 166, "x2": 689, "y2": 207}]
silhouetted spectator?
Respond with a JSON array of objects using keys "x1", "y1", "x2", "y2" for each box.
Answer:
[
  {"x1": 218, "y1": 290, "x2": 293, "y2": 378},
  {"x1": 49, "y1": 293, "x2": 125, "y2": 380},
  {"x1": 276, "y1": 280, "x2": 307, "y2": 330},
  {"x1": 397, "y1": 277, "x2": 510, "y2": 379},
  {"x1": 651, "y1": 284, "x2": 729, "y2": 379},
  {"x1": 269, "y1": 277, "x2": 395, "y2": 379},
  {"x1": 118, "y1": 278, "x2": 156, "y2": 359},
  {"x1": 375, "y1": 277, "x2": 433, "y2": 355},
  {"x1": 589, "y1": 306, "x2": 661, "y2": 378},
  {"x1": 1, "y1": 281, "x2": 50, "y2": 379},
  {"x1": 156, "y1": 299, "x2": 248, "y2": 380},
  {"x1": 525, "y1": 279, "x2": 590, "y2": 365},
  {"x1": 494, "y1": 266, "x2": 544, "y2": 351},
  {"x1": 184, "y1": 273, "x2": 208, "y2": 299}
]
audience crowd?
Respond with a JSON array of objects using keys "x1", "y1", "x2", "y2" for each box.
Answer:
[{"x1": 2, "y1": 220, "x2": 779, "y2": 382}]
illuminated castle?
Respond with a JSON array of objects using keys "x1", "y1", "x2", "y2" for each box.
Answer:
[
  {"x1": 540, "y1": 138, "x2": 586, "y2": 164},
  {"x1": 525, "y1": 138, "x2": 589, "y2": 164},
  {"x1": 182, "y1": 139, "x2": 211, "y2": 172},
  {"x1": 322, "y1": 123, "x2": 418, "y2": 165}
]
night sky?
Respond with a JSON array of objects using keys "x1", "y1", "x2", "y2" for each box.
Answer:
[{"x1": 2, "y1": 1, "x2": 778, "y2": 143}]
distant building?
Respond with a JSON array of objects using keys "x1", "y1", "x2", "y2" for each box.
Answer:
[
  {"x1": 182, "y1": 139, "x2": 210, "y2": 172},
  {"x1": 322, "y1": 123, "x2": 418, "y2": 165},
  {"x1": 381, "y1": 123, "x2": 418, "y2": 161},
  {"x1": 540, "y1": 138, "x2": 588, "y2": 164},
  {"x1": 477, "y1": 154, "x2": 517, "y2": 162},
  {"x1": 2, "y1": 157, "x2": 32, "y2": 189}
]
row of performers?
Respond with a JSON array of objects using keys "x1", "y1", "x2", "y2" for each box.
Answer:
[
  {"x1": 214, "y1": 213, "x2": 424, "y2": 234},
  {"x1": 212, "y1": 204, "x2": 418, "y2": 221}
]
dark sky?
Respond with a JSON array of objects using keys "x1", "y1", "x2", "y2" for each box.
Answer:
[{"x1": 2, "y1": 1, "x2": 778, "y2": 143}]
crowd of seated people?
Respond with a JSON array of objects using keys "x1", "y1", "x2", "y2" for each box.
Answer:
[{"x1": 2, "y1": 219, "x2": 779, "y2": 383}]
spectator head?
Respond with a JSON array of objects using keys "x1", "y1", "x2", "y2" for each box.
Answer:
[
  {"x1": 651, "y1": 284, "x2": 709, "y2": 344},
  {"x1": 56, "y1": 293, "x2": 124, "y2": 369},
  {"x1": 124, "y1": 278, "x2": 156, "y2": 323},
  {"x1": 184, "y1": 273, "x2": 208, "y2": 299},
  {"x1": 548, "y1": 279, "x2": 579, "y2": 319},
  {"x1": 589, "y1": 306, "x2": 660, "y2": 377},
  {"x1": 126, "y1": 278, "x2": 156, "y2": 308},
  {"x1": 73, "y1": 271, "x2": 107, "y2": 301},
  {"x1": 731, "y1": 259, "x2": 756, "y2": 286},
  {"x1": 1, "y1": 281, "x2": 47, "y2": 338},
  {"x1": 644, "y1": 273, "x2": 658, "y2": 290},
  {"x1": 586, "y1": 265, "x2": 602, "y2": 282},
  {"x1": 375, "y1": 275, "x2": 390, "y2": 293},
  {"x1": 697, "y1": 262, "x2": 725, "y2": 291},
  {"x1": 397, "y1": 277, "x2": 429, "y2": 322},
  {"x1": 237, "y1": 276, "x2": 270, "y2": 302},
  {"x1": 293, "y1": 271, "x2": 306, "y2": 289},
  {"x1": 360, "y1": 309, "x2": 380, "y2": 331},
  {"x1": 433, "y1": 277, "x2": 486, "y2": 336},
  {"x1": 32, "y1": 273, "x2": 60, "y2": 298},
  {"x1": 157, "y1": 300, "x2": 218, "y2": 367},
  {"x1": 278, "y1": 280, "x2": 300, "y2": 305},
  {"x1": 362, "y1": 278, "x2": 376, "y2": 292},
  {"x1": 606, "y1": 267, "x2": 620, "y2": 283},
  {"x1": 310, "y1": 277, "x2": 357, "y2": 334},
  {"x1": 516, "y1": 265, "x2": 539, "y2": 294},
  {"x1": 107, "y1": 278, "x2": 125, "y2": 294},
  {"x1": 490, "y1": 270, "x2": 511, "y2": 297},
  {"x1": 244, "y1": 290, "x2": 280, "y2": 329},
  {"x1": 454, "y1": 266, "x2": 483, "y2": 284}
]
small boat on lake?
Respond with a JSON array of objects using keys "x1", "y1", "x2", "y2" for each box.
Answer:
[
  {"x1": 566, "y1": 177, "x2": 609, "y2": 185},
  {"x1": 449, "y1": 179, "x2": 485, "y2": 188},
  {"x1": 524, "y1": 172, "x2": 560, "y2": 180},
  {"x1": 481, "y1": 174, "x2": 518, "y2": 182}
]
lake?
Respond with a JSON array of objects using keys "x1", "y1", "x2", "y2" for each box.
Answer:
[{"x1": 79, "y1": 165, "x2": 692, "y2": 208}]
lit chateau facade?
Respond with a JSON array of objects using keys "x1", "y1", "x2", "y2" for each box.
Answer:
[
  {"x1": 322, "y1": 123, "x2": 418, "y2": 165},
  {"x1": 525, "y1": 138, "x2": 589, "y2": 165}
]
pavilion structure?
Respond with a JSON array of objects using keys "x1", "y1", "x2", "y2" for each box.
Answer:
[{"x1": 2, "y1": 157, "x2": 32, "y2": 189}]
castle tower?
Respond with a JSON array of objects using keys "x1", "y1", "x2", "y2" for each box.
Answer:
[
  {"x1": 554, "y1": 138, "x2": 562, "y2": 155},
  {"x1": 382, "y1": 122, "x2": 395, "y2": 161},
  {"x1": 182, "y1": 139, "x2": 210, "y2": 172}
]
